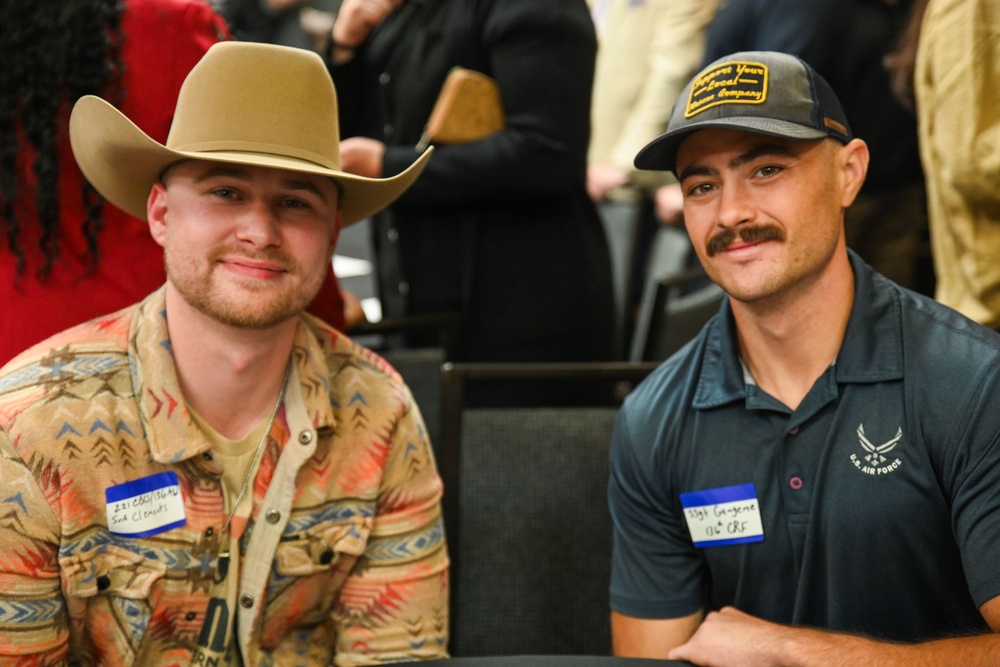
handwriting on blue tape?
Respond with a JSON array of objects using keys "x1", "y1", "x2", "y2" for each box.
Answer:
[
  {"x1": 679, "y1": 483, "x2": 764, "y2": 547},
  {"x1": 105, "y1": 471, "x2": 186, "y2": 537}
]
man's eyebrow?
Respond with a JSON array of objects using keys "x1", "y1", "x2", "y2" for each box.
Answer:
[
  {"x1": 677, "y1": 164, "x2": 717, "y2": 183},
  {"x1": 729, "y1": 143, "x2": 797, "y2": 169},
  {"x1": 192, "y1": 164, "x2": 252, "y2": 183},
  {"x1": 192, "y1": 165, "x2": 332, "y2": 200},
  {"x1": 678, "y1": 142, "x2": 798, "y2": 182}
]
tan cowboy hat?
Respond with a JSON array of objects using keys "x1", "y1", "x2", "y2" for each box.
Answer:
[{"x1": 69, "y1": 41, "x2": 431, "y2": 226}]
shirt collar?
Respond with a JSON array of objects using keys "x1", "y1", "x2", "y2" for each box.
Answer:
[
  {"x1": 693, "y1": 250, "x2": 904, "y2": 409},
  {"x1": 130, "y1": 288, "x2": 337, "y2": 464}
]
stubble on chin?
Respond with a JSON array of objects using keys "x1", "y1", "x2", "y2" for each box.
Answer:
[{"x1": 163, "y1": 248, "x2": 321, "y2": 330}]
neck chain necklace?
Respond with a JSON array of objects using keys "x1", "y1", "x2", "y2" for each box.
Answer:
[{"x1": 219, "y1": 359, "x2": 291, "y2": 555}]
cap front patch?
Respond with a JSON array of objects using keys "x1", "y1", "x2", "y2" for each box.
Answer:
[{"x1": 685, "y1": 61, "x2": 769, "y2": 118}]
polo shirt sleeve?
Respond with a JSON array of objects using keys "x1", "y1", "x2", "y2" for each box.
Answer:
[
  {"x1": 608, "y1": 395, "x2": 705, "y2": 619},
  {"x1": 946, "y1": 357, "x2": 1000, "y2": 608}
]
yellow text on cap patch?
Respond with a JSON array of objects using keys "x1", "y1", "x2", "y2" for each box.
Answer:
[{"x1": 685, "y1": 61, "x2": 769, "y2": 118}]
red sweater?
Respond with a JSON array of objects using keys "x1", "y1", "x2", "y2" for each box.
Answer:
[{"x1": 1, "y1": 0, "x2": 345, "y2": 366}]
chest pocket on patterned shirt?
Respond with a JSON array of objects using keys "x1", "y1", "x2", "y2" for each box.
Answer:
[
  {"x1": 274, "y1": 518, "x2": 370, "y2": 576},
  {"x1": 61, "y1": 543, "x2": 167, "y2": 647}
]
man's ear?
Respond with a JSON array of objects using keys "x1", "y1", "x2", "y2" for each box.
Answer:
[
  {"x1": 839, "y1": 138, "x2": 870, "y2": 209},
  {"x1": 147, "y1": 183, "x2": 169, "y2": 248}
]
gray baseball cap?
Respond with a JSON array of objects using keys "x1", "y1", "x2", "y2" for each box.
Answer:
[{"x1": 634, "y1": 51, "x2": 852, "y2": 174}]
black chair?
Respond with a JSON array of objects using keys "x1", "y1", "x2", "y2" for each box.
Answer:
[
  {"x1": 438, "y1": 362, "x2": 660, "y2": 657},
  {"x1": 629, "y1": 268, "x2": 725, "y2": 362}
]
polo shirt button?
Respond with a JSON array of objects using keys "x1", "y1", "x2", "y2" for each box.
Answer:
[
  {"x1": 789, "y1": 476, "x2": 804, "y2": 490},
  {"x1": 186, "y1": 611, "x2": 197, "y2": 621},
  {"x1": 789, "y1": 427, "x2": 800, "y2": 435},
  {"x1": 240, "y1": 594, "x2": 254, "y2": 608},
  {"x1": 379, "y1": 72, "x2": 391, "y2": 85},
  {"x1": 205, "y1": 527, "x2": 214, "y2": 537}
]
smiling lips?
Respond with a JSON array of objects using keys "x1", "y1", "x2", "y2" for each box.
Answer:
[
  {"x1": 706, "y1": 224, "x2": 787, "y2": 257},
  {"x1": 220, "y1": 255, "x2": 288, "y2": 279}
]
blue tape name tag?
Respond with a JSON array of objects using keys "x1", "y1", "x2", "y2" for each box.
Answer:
[
  {"x1": 679, "y1": 483, "x2": 764, "y2": 548},
  {"x1": 105, "y1": 471, "x2": 186, "y2": 538}
]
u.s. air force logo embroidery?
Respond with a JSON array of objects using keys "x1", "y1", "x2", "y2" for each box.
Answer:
[{"x1": 850, "y1": 424, "x2": 903, "y2": 475}]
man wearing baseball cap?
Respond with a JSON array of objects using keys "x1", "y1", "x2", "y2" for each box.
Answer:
[
  {"x1": 0, "y1": 42, "x2": 447, "y2": 665},
  {"x1": 608, "y1": 51, "x2": 1000, "y2": 664}
]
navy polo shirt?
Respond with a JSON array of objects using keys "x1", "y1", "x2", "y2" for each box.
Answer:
[{"x1": 609, "y1": 251, "x2": 1000, "y2": 642}]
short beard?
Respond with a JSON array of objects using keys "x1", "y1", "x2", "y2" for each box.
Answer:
[
  {"x1": 164, "y1": 248, "x2": 321, "y2": 330},
  {"x1": 706, "y1": 224, "x2": 786, "y2": 256}
]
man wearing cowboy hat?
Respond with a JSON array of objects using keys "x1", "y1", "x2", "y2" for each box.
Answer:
[{"x1": 0, "y1": 41, "x2": 447, "y2": 666}]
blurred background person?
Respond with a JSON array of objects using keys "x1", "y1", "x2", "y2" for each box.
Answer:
[
  {"x1": 0, "y1": 0, "x2": 228, "y2": 365},
  {"x1": 0, "y1": 0, "x2": 355, "y2": 367},
  {"x1": 325, "y1": 0, "x2": 616, "y2": 377},
  {"x1": 221, "y1": 0, "x2": 341, "y2": 52},
  {"x1": 910, "y1": 0, "x2": 1000, "y2": 329},
  {"x1": 587, "y1": 0, "x2": 720, "y2": 356}
]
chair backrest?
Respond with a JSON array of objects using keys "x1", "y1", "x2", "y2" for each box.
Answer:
[
  {"x1": 439, "y1": 362, "x2": 659, "y2": 657},
  {"x1": 629, "y1": 269, "x2": 725, "y2": 362}
]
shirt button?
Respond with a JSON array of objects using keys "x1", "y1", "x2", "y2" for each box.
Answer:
[
  {"x1": 186, "y1": 611, "x2": 197, "y2": 621},
  {"x1": 265, "y1": 509, "x2": 281, "y2": 524},
  {"x1": 398, "y1": 281, "x2": 410, "y2": 295},
  {"x1": 384, "y1": 123, "x2": 395, "y2": 137},
  {"x1": 789, "y1": 476, "x2": 804, "y2": 490},
  {"x1": 319, "y1": 549, "x2": 335, "y2": 565},
  {"x1": 240, "y1": 594, "x2": 255, "y2": 609},
  {"x1": 96, "y1": 575, "x2": 111, "y2": 591},
  {"x1": 203, "y1": 452, "x2": 213, "y2": 461},
  {"x1": 789, "y1": 427, "x2": 800, "y2": 435},
  {"x1": 298, "y1": 431, "x2": 313, "y2": 445},
  {"x1": 205, "y1": 527, "x2": 215, "y2": 537},
  {"x1": 379, "y1": 72, "x2": 391, "y2": 85},
  {"x1": 386, "y1": 228, "x2": 400, "y2": 242}
]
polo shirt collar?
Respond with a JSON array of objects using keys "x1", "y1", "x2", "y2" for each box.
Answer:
[{"x1": 693, "y1": 250, "x2": 904, "y2": 410}]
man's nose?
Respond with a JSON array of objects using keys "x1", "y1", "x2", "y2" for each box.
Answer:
[
  {"x1": 235, "y1": 201, "x2": 281, "y2": 247},
  {"x1": 715, "y1": 180, "x2": 755, "y2": 228}
]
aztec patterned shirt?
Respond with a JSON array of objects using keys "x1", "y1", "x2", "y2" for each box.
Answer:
[{"x1": 0, "y1": 287, "x2": 449, "y2": 666}]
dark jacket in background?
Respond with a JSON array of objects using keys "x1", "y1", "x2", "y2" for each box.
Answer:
[{"x1": 329, "y1": 0, "x2": 615, "y2": 364}]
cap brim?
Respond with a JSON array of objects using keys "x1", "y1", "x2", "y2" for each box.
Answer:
[
  {"x1": 634, "y1": 117, "x2": 830, "y2": 174},
  {"x1": 70, "y1": 96, "x2": 431, "y2": 226}
]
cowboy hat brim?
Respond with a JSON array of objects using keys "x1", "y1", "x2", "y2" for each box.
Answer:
[{"x1": 70, "y1": 95, "x2": 432, "y2": 227}]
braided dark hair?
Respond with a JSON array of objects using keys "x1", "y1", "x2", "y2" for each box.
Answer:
[{"x1": 0, "y1": 0, "x2": 125, "y2": 279}]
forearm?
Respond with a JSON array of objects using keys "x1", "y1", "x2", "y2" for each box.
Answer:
[
  {"x1": 670, "y1": 607, "x2": 1000, "y2": 667},
  {"x1": 776, "y1": 626, "x2": 1000, "y2": 667}
]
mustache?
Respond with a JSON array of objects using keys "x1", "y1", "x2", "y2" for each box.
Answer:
[{"x1": 706, "y1": 224, "x2": 786, "y2": 256}]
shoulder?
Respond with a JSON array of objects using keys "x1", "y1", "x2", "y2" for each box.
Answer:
[
  {"x1": 298, "y1": 314, "x2": 414, "y2": 415},
  {"x1": 895, "y1": 282, "x2": 1000, "y2": 376},
  {"x1": 618, "y1": 324, "x2": 716, "y2": 447},
  {"x1": 0, "y1": 305, "x2": 134, "y2": 379}
]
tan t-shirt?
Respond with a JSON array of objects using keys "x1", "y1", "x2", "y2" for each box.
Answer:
[{"x1": 189, "y1": 410, "x2": 271, "y2": 667}]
